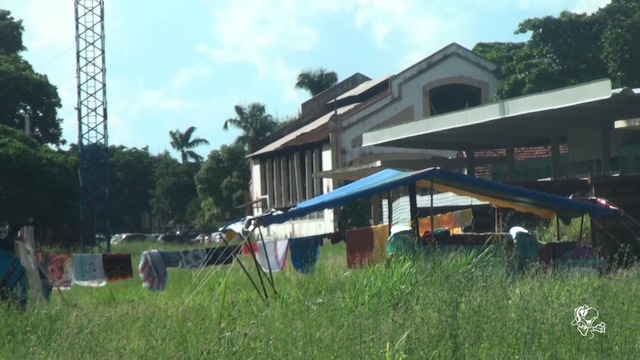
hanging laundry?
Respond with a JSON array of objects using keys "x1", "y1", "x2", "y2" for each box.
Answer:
[
  {"x1": 102, "y1": 253, "x2": 133, "y2": 282},
  {"x1": 180, "y1": 249, "x2": 206, "y2": 269},
  {"x1": 289, "y1": 236, "x2": 322, "y2": 274},
  {"x1": 346, "y1": 227, "x2": 374, "y2": 268},
  {"x1": 72, "y1": 254, "x2": 107, "y2": 287},
  {"x1": 370, "y1": 224, "x2": 389, "y2": 263},
  {"x1": 139, "y1": 250, "x2": 167, "y2": 292},
  {"x1": 256, "y1": 240, "x2": 289, "y2": 272},
  {"x1": 161, "y1": 251, "x2": 182, "y2": 267},
  {"x1": 37, "y1": 252, "x2": 73, "y2": 290},
  {"x1": 203, "y1": 245, "x2": 241, "y2": 266}
]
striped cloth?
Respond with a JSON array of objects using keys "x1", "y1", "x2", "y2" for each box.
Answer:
[{"x1": 139, "y1": 250, "x2": 167, "y2": 292}]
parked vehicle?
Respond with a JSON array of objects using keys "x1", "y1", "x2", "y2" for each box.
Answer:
[
  {"x1": 158, "y1": 234, "x2": 189, "y2": 244},
  {"x1": 112, "y1": 233, "x2": 152, "y2": 245}
]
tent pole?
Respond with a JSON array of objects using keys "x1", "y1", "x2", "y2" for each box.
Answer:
[
  {"x1": 579, "y1": 215, "x2": 585, "y2": 245},
  {"x1": 409, "y1": 183, "x2": 418, "y2": 246},
  {"x1": 258, "y1": 225, "x2": 277, "y2": 294},
  {"x1": 245, "y1": 227, "x2": 271, "y2": 301},
  {"x1": 430, "y1": 179, "x2": 435, "y2": 243},
  {"x1": 221, "y1": 234, "x2": 268, "y2": 305}
]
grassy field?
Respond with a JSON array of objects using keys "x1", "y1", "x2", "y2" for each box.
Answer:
[{"x1": 1, "y1": 239, "x2": 639, "y2": 360}]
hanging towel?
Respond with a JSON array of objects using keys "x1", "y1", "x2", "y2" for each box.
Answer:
[
  {"x1": 102, "y1": 253, "x2": 133, "y2": 282},
  {"x1": 72, "y1": 254, "x2": 107, "y2": 287},
  {"x1": 289, "y1": 236, "x2": 322, "y2": 274},
  {"x1": 256, "y1": 240, "x2": 289, "y2": 272},
  {"x1": 371, "y1": 224, "x2": 389, "y2": 263},
  {"x1": 203, "y1": 245, "x2": 241, "y2": 266},
  {"x1": 180, "y1": 249, "x2": 206, "y2": 269},
  {"x1": 37, "y1": 252, "x2": 73, "y2": 290},
  {"x1": 161, "y1": 251, "x2": 182, "y2": 267},
  {"x1": 346, "y1": 227, "x2": 374, "y2": 268},
  {"x1": 139, "y1": 250, "x2": 167, "y2": 292}
]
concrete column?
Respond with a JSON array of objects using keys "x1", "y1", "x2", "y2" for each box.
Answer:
[
  {"x1": 465, "y1": 150, "x2": 476, "y2": 176},
  {"x1": 601, "y1": 129, "x2": 611, "y2": 174},
  {"x1": 281, "y1": 156, "x2": 290, "y2": 206},
  {"x1": 506, "y1": 146, "x2": 516, "y2": 181},
  {"x1": 313, "y1": 148, "x2": 322, "y2": 196},
  {"x1": 305, "y1": 150, "x2": 313, "y2": 200},
  {"x1": 273, "y1": 157, "x2": 282, "y2": 208},
  {"x1": 371, "y1": 194, "x2": 381, "y2": 225},
  {"x1": 293, "y1": 152, "x2": 302, "y2": 204},
  {"x1": 550, "y1": 137, "x2": 561, "y2": 179}
]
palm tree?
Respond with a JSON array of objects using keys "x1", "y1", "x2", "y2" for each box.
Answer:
[
  {"x1": 295, "y1": 68, "x2": 338, "y2": 96},
  {"x1": 223, "y1": 102, "x2": 278, "y2": 152},
  {"x1": 169, "y1": 126, "x2": 210, "y2": 163}
]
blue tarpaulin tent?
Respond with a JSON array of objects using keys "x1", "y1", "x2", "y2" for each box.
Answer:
[{"x1": 259, "y1": 167, "x2": 618, "y2": 226}]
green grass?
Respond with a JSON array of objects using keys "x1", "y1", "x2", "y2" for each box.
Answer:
[{"x1": 1, "y1": 240, "x2": 639, "y2": 359}]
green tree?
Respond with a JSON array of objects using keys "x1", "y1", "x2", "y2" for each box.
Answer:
[
  {"x1": 195, "y1": 143, "x2": 249, "y2": 227},
  {"x1": 169, "y1": 126, "x2": 210, "y2": 163},
  {"x1": 295, "y1": 67, "x2": 338, "y2": 96},
  {"x1": 222, "y1": 102, "x2": 278, "y2": 152},
  {"x1": 150, "y1": 151, "x2": 198, "y2": 228},
  {"x1": 0, "y1": 125, "x2": 77, "y2": 232},
  {"x1": 473, "y1": 1, "x2": 640, "y2": 98},
  {"x1": 0, "y1": 10, "x2": 64, "y2": 146},
  {"x1": 109, "y1": 146, "x2": 155, "y2": 233}
]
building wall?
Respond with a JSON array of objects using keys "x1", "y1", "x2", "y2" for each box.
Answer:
[{"x1": 339, "y1": 53, "x2": 500, "y2": 168}]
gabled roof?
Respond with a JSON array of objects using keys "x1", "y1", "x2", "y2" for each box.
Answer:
[
  {"x1": 248, "y1": 103, "x2": 359, "y2": 157},
  {"x1": 260, "y1": 167, "x2": 618, "y2": 226}
]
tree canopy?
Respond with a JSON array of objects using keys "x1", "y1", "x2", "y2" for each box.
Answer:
[
  {"x1": 473, "y1": 0, "x2": 640, "y2": 99},
  {"x1": 0, "y1": 125, "x2": 77, "y2": 232},
  {"x1": 222, "y1": 102, "x2": 278, "y2": 153},
  {"x1": 195, "y1": 143, "x2": 249, "y2": 228},
  {"x1": 0, "y1": 10, "x2": 64, "y2": 146},
  {"x1": 295, "y1": 68, "x2": 338, "y2": 97},
  {"x1": 169, "y1": 126, "x2": 210, "y2": 163}
]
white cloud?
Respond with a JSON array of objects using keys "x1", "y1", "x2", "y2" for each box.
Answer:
[{"x1": 169, "y1": 62, "x2": 214, "y2": 92}]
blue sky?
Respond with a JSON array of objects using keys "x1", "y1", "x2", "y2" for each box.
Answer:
[{"x1": 4, "y1": 0, "x2": 610, "y2": 160}]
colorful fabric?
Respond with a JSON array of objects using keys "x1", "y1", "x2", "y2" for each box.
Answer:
[
  {"x1": 102, "y1": 253, "x2": 133, "y2": 282},
  {"x1": 203, "y1": 245, "x2": 241, "y2": 266},
  {"x1": 289, "y1": 236, "x2": 322, "y2": 274},
  {"x1": 180, "y1": 249, "x2": 206, "y2": 269},
  {"x1": 0, "y1": 248, "x2": 28, "y2": 304},
  {"x1": 13, "y1": 241, "x2": 48, "y2": 302},
  {"x1": 346, "y1": 227, "x2": 374, "y2": 268},
  {"x1": 72, "y1": 254, "x2": 107, "y2": 287},
  {"x1": 371, "y1": 224, "x2": 389, "y2": 263},
  {"x1": 139, "y1": 250, "x2": 167, "y2": 292},
  {"x1": 256, "y1": 240, "x2": 289, "y2": 272},
  {"x1": 37, "y1": 252, "x2": 73, "y2": 290}
]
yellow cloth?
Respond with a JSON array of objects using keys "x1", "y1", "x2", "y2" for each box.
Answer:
[{"x1": 370, "y1": 224, "x2": 389, "y2": 262}]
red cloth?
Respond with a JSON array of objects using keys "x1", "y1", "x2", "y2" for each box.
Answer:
[
  {"x1": 346, "y1": 227, "x2": 374, "y2": 268},
  {"x1": 102, "y1": 253, "x2": 133, "y2": 282}
]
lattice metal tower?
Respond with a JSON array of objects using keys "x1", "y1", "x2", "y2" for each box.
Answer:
[{"x1": 75, "y1": 0, "x2": 111, "y2": 252}]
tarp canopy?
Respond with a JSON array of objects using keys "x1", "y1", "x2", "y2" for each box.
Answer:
[{"x1": 260, "y1": 167, "x2": 618, "y2": 226}]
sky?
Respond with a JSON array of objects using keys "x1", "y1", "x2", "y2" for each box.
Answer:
[{"x1": 4, "y1": 0, "x2": 611, "y2": 161}]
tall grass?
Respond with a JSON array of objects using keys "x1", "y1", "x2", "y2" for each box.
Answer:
[{"x1": 1, "y1": 239, "x2": 638, "y2": 359}]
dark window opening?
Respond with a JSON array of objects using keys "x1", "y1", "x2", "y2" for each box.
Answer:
[{"x1": 429, "y1": 84, "x2": 481, "y2": 116}]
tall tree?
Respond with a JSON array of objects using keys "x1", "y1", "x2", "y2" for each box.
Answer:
[
  {"x1": 150, "y1": 151, "x2": 198, "y2": 228},
  {"x1": 169, "y1": 126, "x2": 210, "y2": 163},
  {"x1": 222, "y1": 102, "x2": 278, "y2": 153},
  {"x1": 108, "y1": 145, "x2": 155, "y2": 233},
  {"x1": 0, "y1": 125, "x2": 77, "y2": 233},
  {"x1": 473, "y1": 1, "x2": 640, "y2": 98},
  {"x1": 0, "y1": 10, "x2": 64, "y2": 146},
  {"x1": 295, "y1": 68, "x2": 338, "y2": 97},
  {"x1": 195, "y1": 143, "x2": 249, "y2": 227}
]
